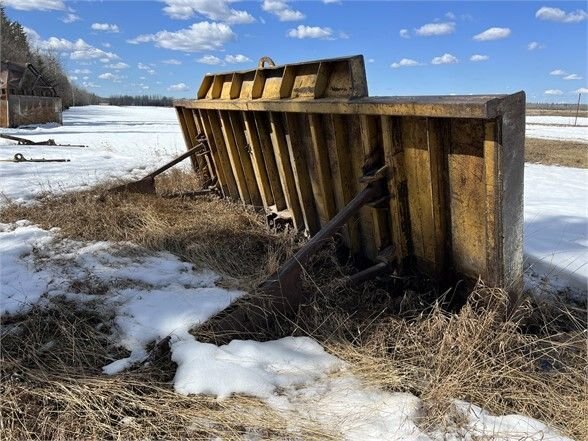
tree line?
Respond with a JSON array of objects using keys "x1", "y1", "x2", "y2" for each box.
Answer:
[
  {"x1": 107, "y1": 95, "x2": 174, "y2": 107},
  {"x1": 1, "y1": 6, "x2": 100, "y2": 108}
]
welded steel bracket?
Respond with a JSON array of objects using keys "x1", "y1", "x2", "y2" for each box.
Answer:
[
  {"x1": 109, "y1": 141, "x2": 209, "y2": 194},
  {"x1": 209, "y1": 170, "x2": 389, "y2": 334}
]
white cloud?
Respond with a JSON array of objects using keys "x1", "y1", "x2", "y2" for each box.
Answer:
[
  {"x1": 61, "y1": 13, "x2": 81, "y2": 23},
  {"x1": 535, "y1": 6, "x2": 587, "y2": 23},
  {"x1": 527, "y1": 41, "x2": 544, "y2": 50},
  {"x1": 470, "y1": 54, "x2": 489, "y2": 62},
  {"x1": 23, "y1": 26, "x2": 41, "y2": 46},
  {"x1": 550, "y1": 69, "x2": 567, "y2": 76},
  {"x1": 323, "y1": 0, "x2": 340, "y2": 3},
  {"x1": 431, "y1": 53, "x2": 458, "y2": 65},
  {"x1": 102, "y1": 42, "x2": 111, "y2": 48},
  {"x1": 262, "y1": 0, "x2": 305, "y2": 22},
  {"x1": 445, "y1": 11, "x2": 456, "y2": 20},
  {"x1": 544, "y1": 89, "x2": 563, "y2": 95},
  {"x1": 574, "y1": 88, "x2": 588, "y2": 94},
  {"x1": 225, "y1": 54, "x2": 251, "y2": 63},
  {"x1": 196, "y1": 55, "x2": 223, "y2": 65},
  {"x1": 414, "y1": 22, "x2": 455, "y2": 36},
  {"x1": 287, "y1": 25, "x2": 333, "y2": 39},
  {"x1": 162, "y1": 0, "x2": 254, "y2": 23},
  {"x1": 30, "y1": 34, "x2": 120, "y2": 61},
  {"x1": 399, "y1": 29, "x2": 410, "y2": 39},
  {"x1": 367, "y1": 58, "x2": 375, "y2": 63},
  {"x1": 68, "y1": 75, "x2": 78, "y2": 81},
  {"x1": 82, "y1": 81, "x2": 100, "y2": 88},
  {"x1": 128, "y1": 22, "x2": 235, "y2": 52},
  {"x1": 473, "y1": 27, "x2": 511, "y2": 41},
  {"x1": 105, "y1": 62, "x2": 129, "y2": 69},
  {"x1": 98, "y1": 72, "x2": 120, "y2": 81},
  {"x1": 71, "y1": 43, "x2": 119, "y2": 61},
  {"x1": 136, "y1": 63, "x2": 156, "y2": 75},
  {"x1": 2, "y1": 0, "x2": 64, "y2": 11},
  {"x1": 91, "y1": 23, "x2": 120, "y2": 33},
  {"x1": 162, "y1": 59, "x2": 182, "y2": 65},
  {"x1": 168, "y1": 82, "x2": 190, "y2": 92},
  {"x1": 73, "y1": 68, "x2": 91, "y2": 74},
  {"x1": 563, "y1": 74, "x2": 583, "y2": 80},
  {"x1": 391, "y1": 58, "x2": 422, "y2": 68}
]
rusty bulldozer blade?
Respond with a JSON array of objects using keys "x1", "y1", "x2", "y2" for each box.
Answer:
[{"x1": 109, "y1": 142, "x2": 206, "y2": 194}]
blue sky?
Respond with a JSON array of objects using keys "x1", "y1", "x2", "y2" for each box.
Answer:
[{"x1": 4, "y1": 0, "x2": 587, "y2": 102}]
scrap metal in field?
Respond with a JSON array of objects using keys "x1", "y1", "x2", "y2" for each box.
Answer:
[
  {"x1": 0, "y1": 61, "x2": 62, "y2": 128},
  {"x1": 168, "y1": 55, "x2": 525, "y2": 309}
]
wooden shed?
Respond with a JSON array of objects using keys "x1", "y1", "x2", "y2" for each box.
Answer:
[{"x1": 0, "y1": 61, "x2": 62, "y2": 128}]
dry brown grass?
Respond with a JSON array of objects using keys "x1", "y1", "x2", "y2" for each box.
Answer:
[
  {"x1": 526, "y1": 137, "x2": 588, "y2": 168},
  {"x1": 527, "y1": 109, "x2": 588, "y2": 117},
  {"x1": 0, "y1": 300, "x2": 330, "y2": 440},
  {"x1": 1, "y1": 170, "x2": 586, "y2": 440},
  {"x1": 529, "y1": 109, "x2": 588, "y2": 117},
  {"x1": 1, "y1": 171, "x2": 299, "y2": 291},
  {"x1": 331, "y1": 287, "x2": 587, "y2": 438}
]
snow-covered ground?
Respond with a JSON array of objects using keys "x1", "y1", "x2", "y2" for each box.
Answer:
[
  {"x1": 0, "y1": 106, "x2": 185, "y2": 203},
  {"x1": 526, "y1": 115, "x2": 588, "y2": 142},
  {"x1": 525, "y1": 164, "x2": 588, "y2": 293},
  {"x1": 0, "y1": 106, "x2": 584, "y2": 439},
  {"x1": 527, "y1": 116, "x2": 588, "y2": 126},
  {"x1": 0, "y1": 221, "x2": 573, "y2": 441}
]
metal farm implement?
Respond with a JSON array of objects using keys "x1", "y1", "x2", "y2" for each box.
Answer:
[
  {"x1": 0, "y1": 133, "x2": 87, "y2": 148},
  {"x1": 118, "y1": 55, "x2": 526, "y2": 316}
]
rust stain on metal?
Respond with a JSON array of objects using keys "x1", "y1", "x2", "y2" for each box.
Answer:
[{"x1": 0, "y1": 61, "x2": 62, "y2": 128}]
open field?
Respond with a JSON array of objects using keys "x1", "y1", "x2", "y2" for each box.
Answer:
[
  {"x1": 525, "y1": 113, "x2": 587, "y2": 168},
  {"x1": 525, "y1": 138, "x2": 588, "y2": 168},
  {"x1": 1, "y1": 106, "x2": 586, "y2": 440},
  {"x1": 527, "y1": 108, "x2": 588, "y2": 117}
]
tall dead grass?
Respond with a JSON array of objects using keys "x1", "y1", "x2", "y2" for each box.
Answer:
[
  {"x1": 1, "y1": 171, "x2": 298, "y2": 290},
  {"x1": 329, "y1": 287, "x2": 587, "y2": 437},
  {"x1": 1, "y1": 170, "x2": 586, "y2": 439},
  {"x1": 0, "y1": 300, "x2": 330, "y2": 440}
]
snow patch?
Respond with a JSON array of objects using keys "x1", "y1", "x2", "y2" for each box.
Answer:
[
  {"x1": 0, "y1": 222, "x2": 244, "y2": 374},
  {"x1": 452, "y1": 400, "x2": 572, "y2": 440},
  {"x1": 0, "y1": 105, "x2": 185, "y2": 204},
  {"x1": 527, "y1": 116, "x2": 588, "y2": 127},
  {"x1": 103, "y1": 286, "x2": 241, "y2": 374},
  {"x1": 526, "y1": 124, "x2": 588, "y2": 142},
  {"x1": 524, "y1": 164, "x2": 588, "y2": 296},
  {"x1": 0, "y1": 221, "x2": 55, "y2": 315},
  {"x1": 172, "y1": 337, "x2": 344, "y2": 399}
]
